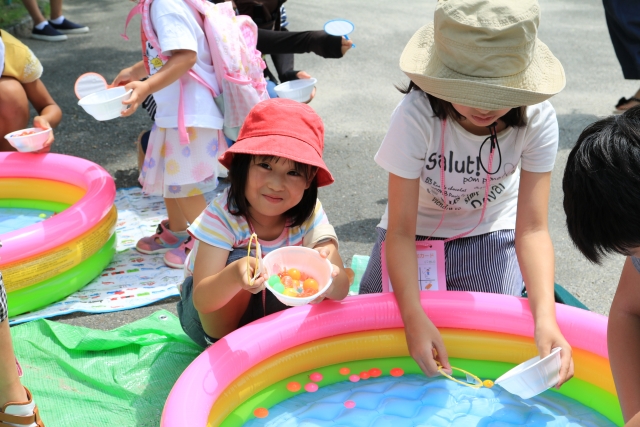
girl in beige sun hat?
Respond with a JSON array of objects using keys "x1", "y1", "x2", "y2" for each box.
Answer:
[{"x1": 360, "y1": 0, "x2": 574, "y2": 387}]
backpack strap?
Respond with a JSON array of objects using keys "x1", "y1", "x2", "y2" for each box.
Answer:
[{"x1": 177, "y1": 70, "x2": 220, "y2": 146}]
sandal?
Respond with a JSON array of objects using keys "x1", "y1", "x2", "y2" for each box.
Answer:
[
  {"x1": 136, "y1": 219, "x2": 186, "y2": 254},
  {"x1": 163, "y1": 236, "x2": 194, "y2": 269},
  {"x1": 614, "y1": 96, "x2": 640, "y2": 114},
  {"x1": 0, "y1": 387, "x2": 44, "y2": 427}
]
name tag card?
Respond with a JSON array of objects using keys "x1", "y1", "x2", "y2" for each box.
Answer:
[{"x1": 381, "y1": 240, "x2": 446, "y2": 292}]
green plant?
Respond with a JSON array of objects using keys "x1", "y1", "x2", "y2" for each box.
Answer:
[{"x1": 0, "y1": 0, "x2": 50, "y2": 29}]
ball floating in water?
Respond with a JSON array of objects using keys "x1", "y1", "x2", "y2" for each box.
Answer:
[
  {"x1": 287, "y1": 268, "x2": 301, "y2": 280},
  {"x1": 369, "y1": 368, "x2": 382, "y2": 377},
  {"x1": 286, "y1": 381, "x2": 301, "y2": 392},
  {"x1": 359, "y1": 371, "x2": 370, "y2": 380},
  {"x1": 253, "y1": 407, "x2": 269, "y2": 418},
  {"x1": 349, "y1": 374, "x2": 360, "y2": 382},
  {"x1": 309, "y1": 372, "x2": 323, "y2": 382},
  {"x1": 344, "y1": 400, "x2": 356, "y2": 409},
  {"x1": 304, "y1": 383, "x2": 319, "y2": 392},
  {"x1": 39, "y1": 213, "x2": 47, "y2": 218},
  {"x1": 339, "y1": 367, "x2": 350, "y2": 375},
  {"x1": 272, "y1": 282, "x2": 285, "y2": 293},
  {"x1": 390, "y1": 368, "x2": 404, "y2": 377},
  {"x1": 268, "y1": 275, "x2": 281, "y2": 286},
  {"x1": 483, "y1": 380, "x2": 494, "y2": 388}
]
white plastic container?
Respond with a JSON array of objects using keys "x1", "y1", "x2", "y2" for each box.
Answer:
[
  {"x1": 4, "y1": 128, "x2": 51, "y2": 152},
  {"x1": 77, "y1": 87, "x2": 132, "y2": 121},
  {"x1": 262, "y1": 246, "x2": 333, "y2": 307},
  {"x1": 495, "y1": 347, "x2": 562, "y2": 399},
  {"x1": 273, "y1": 78, "x2": 317, "y2": 103}
]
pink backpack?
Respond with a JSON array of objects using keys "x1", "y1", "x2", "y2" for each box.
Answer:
[{"x1": 122, "y1": 0, "x2": 270, "y2": 144}]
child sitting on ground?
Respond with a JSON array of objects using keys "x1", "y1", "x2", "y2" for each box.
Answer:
[
  {"x1": 563, "y1": 106, "x2": 640, "y2": 426},
  {"x1": 0, "y1": 30, "x2": 61, "y2": 152},
  {"x1": 177, "y1": 99, "x2": 349, "y2": 347}
]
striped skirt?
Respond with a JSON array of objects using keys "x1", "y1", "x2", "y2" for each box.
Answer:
[{"x1": 359, "y1": 227, "x2": 523, "y2": 296}]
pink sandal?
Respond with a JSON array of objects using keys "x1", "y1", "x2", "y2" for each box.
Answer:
[
  {"x1": 136, "y1": 219, "x2": 186, "y2": 254},
  {"x1": 163, "y1": 236, "x2": 194, "y2": 269}
]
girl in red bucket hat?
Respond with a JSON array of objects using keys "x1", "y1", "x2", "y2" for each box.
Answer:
[{"x1": 176, "y1": 99, "x2": 350, "y2": 347}]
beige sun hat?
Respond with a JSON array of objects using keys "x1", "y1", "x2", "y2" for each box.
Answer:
[{"x1": 400, "y1": 0, "x2": 565, "y2": 110}]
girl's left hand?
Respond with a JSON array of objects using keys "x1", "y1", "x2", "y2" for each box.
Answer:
[
  {"x1": 32, "y1": 116, "x2": 54, "y2": 153},
  {"x1": 309, "y1": 247, "x2": 340, "y2": 304},
  {"x1": 535, "y1": 320, "x2": 574, "y2": 388},
  {"x1": 121, "y1": 80, "x2": 152, "y2": 117}
]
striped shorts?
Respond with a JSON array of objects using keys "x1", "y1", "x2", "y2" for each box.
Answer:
[
  {"x1": 359, "y1": 227, "x2": 523, "y2": 296},
  {"x1": 0, "y1": 273, "x2": 7, "y2": 323}
]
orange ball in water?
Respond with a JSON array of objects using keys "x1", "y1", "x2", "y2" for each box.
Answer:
[
  {"x1": 483, "y1": 380, "x2": 494, "y2": 388},
  {"x1": 287, "y1": 268, "x2": 301, "y2": 280},
  {"x1": 339, "y1": 367, "x2": 350, "y2": 375},
  {"x1": 390, "y1": 368, "x2": 404, "y2": 377},
  {"x1": 287, "y1": 381, "x2": 301, "y2": 392},
  {"x1": 359, "y1": 371, "x2": 370, "y2": 380},
  {"x1": 303, "y1": 278, "x2": 319, "y2": 293},
  {"x1": 369, "y1": 368, "x2": 382, "y2": 378},
  {"x1": 253, "y1": 407, "x2": 269, "y2": 418}
]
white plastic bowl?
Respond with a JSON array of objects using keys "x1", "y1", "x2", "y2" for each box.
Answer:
[
  {"x1": 78, "y1": 87, "x2": 132, "y2": 121},
  {"x1": 4, "y1": 127, "x2": 51, "y2": 152},
  {"x1": 495, "y1": 347, "x2": 562, "y2": 399},
  {"x1": 273, "y1": 78, "x2": 317, "y2": 103},
  {"x1": 263, "y1": 246, "x2": 333, "y2": 307}
]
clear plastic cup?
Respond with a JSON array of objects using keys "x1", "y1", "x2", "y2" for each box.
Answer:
[
  {"x1": 77, "y1": 87, "x2": 132, "y2": 121},
  {"x1": 4, "y1": 128, "x2": 52, "y2": 152},
  {"x1": 495, "y1": 347, "x2": 562, "y2": 399},
  {"x1": 273, "y1": 78, "x2": 317, "y2": 103},
  {"x1": 262, "y1": 246, "x2": 333, "y2": 307}
]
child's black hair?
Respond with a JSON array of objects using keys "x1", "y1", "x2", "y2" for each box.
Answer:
[
  {"x1": 397, "y1": 81, "x2": 528, "y2": 128},
  {"x1": 563, "y1": 106, "x2": 640, "y2": 264},
  {"x1": 226, "y1": 154, "x2": 318, "y2": 228}
]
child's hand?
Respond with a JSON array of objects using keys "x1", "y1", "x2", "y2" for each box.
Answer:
[
  {"x1": 239, "y1": 256, "x2": 267, "y2": 294},
  {"x1": 112, "y1": 66, "x2": 137, "y2": 87},
  {"x1": 32, "y1": 116, "x2": 54, "y2": 153},
  {"x1": 534, "y1": 320, "x2": 575, "y2": 388},
  {"x1": 121, "y1": 80, "x2": 152, "y2": 117},
  {"x1": 404, "y1": 312, "x2": 452, "y2": 377},
  {"x1": 341, "y1": 37, "x2": 353, "y2": 56},
  {"x1": 309, "y1": 247, "x2": 341, "y2": 304},
  {"x1": 296, "y1": 71, "x2": 316, "y2": 104}
]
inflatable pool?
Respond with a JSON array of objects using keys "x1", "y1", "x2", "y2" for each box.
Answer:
[
  {"x1": 0, "y1": 152, "x2": 117, "y2": 316},
  {"x1": 161, "y1": 292, "x2": 622, "y2": 426}
]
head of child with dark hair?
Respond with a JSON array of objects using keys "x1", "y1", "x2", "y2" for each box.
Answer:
[
  {"x1": 563, "y1": 106, "x2": 640, "y2": 424},
  {"x1": 177, "y1": 98, "x2": 350, "y2": 348}
]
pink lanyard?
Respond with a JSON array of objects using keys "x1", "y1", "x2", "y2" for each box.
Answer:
[{"x1": 428, "y1": 119, "x2": 496, "y2": 242}]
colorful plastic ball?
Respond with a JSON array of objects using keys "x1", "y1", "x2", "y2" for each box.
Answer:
[
  {"x1": 303, "y1": 278, "x2": 319, "y2": 292},
  {"x1": 483, "y1": 380, "x2": 494, "y2": 388},
  {"x1": 286, "y1": 381, "x2": 301, "y2": 392},
  {"x1": 283, "y1": 288, "x2": 298, "y2": 297},
  {"x1": 38, "y1": 213, "x2": 47, "y2": 218},
  {"x1": 359, "y1": 371, "x2": 370, "y2": 380},
  {"x1": 339, "y1": 367, "x2": 350, "y2": 375},
  {"x1": 268, "y1": 275, "x2": 281, "y2": 286},
  {"x1": 344, "y1": 400, "x2": 356, "y2": 409},
  {"x1": 369, "y1": 368, "x2": 382, "y2": 377},
  {"x1": 253, "y1": 407, "x2": 269, "y2": 418},
  {"x1": 272, "y1": 282, "x2": 285, "y2": 293},
  {"x1": 309, "y1": 372, "x2": 323, "y2": 382},
  {"x1": 349, "y1": 374, "x2": 360, "y2": 383},
  {"x1": 287, "y1": 268, "x2": 301, "y2": 280},
  {"x1": 390, "y1": 368, "x2": 404, "y2": 377},
  {"x1": 304, "y1": 383, "x2": 319, "y2": 392}
]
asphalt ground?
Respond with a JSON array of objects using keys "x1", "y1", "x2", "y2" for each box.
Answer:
[{"x1": 15, "y1": 0, "x2": 636, "y2": 329}]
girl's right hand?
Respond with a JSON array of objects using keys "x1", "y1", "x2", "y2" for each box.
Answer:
[
  {"x1": 238, "y1": 256, "x2": 267, "y2": 294},
  {"x1": 404, "y1": 312, "x2": 452, "y2": 377}
]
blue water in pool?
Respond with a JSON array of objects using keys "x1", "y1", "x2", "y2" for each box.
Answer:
[
  {"x1": 243, "y1": 374, "x2": 615, "y2": 427},
  {"x1": 0, "y1": 208, "x2": 54, "y2": 235}
]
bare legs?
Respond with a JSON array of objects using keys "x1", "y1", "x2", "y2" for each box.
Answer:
[
  {"x1": 165, "y1": 194, "x2": 207, "y2": 233},
  {"x1": 0, "y1": 320, "x2": 28, "y2": 407}
]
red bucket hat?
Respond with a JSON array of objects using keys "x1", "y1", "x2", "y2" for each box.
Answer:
[{"x1": 218, "y1": 99, "x2": 334, "y2": 187}]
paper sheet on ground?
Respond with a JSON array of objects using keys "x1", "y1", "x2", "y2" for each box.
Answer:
[
  {"x1": 9, "y1": 187, "x2": 223, "y2": 325},
  {"x1": 11, "y1": 310, "x2": 201, "y2": 427}
]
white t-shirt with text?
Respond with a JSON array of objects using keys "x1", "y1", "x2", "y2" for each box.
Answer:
[
  {"x1": 148, "y1": 0, "x2": 223, "y2": 129},
  {"x1": 375, "y1": 90, "x2": 559, "y2": 237}
]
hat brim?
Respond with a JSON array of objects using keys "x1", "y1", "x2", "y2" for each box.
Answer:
[
  {"x1": 218, "y1": 134, "x2": 335, "y2": 187},
  {"x1": 400, "y1": 24, "x2": 566, "y2": 110}
]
